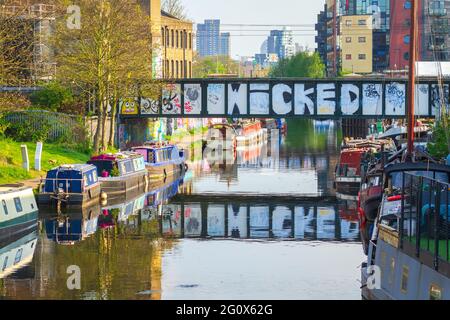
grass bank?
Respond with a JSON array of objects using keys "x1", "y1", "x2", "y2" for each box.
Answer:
[{"x1": 0, "y1": 138, "x2": 91, "y2": 185}]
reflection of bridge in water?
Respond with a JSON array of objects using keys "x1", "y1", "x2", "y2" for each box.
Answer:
[{"x1": 141, "y1": 198, "x2": 360, "y2": 242}]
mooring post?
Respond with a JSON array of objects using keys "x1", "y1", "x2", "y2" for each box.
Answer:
[{"x1": 21, "y1": 145, "x2": 29, "y2": 172}]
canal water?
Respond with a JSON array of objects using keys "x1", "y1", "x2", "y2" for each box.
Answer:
[{"x1": 0, "y1": 120, "x2": 365, "y2": 300}]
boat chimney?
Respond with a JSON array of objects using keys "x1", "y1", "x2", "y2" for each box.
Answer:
[{"x1": 407, "y1": 0, "x2": 418, "y2": 159}]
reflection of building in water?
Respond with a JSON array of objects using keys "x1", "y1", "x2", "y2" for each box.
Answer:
[{"x1": 157, "y1": 200, "x2": 360, "y2": 241}]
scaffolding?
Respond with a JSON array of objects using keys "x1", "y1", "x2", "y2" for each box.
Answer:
[{"x1": 1, "y1": 0, "x2": 56, "y2": 83}]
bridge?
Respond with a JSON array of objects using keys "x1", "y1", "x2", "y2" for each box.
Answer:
[{"x1": 119, "y1": 78, "x2": 449, "y2": 119}]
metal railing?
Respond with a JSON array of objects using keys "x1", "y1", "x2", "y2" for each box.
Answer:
[{"x1": 399, "y1": 173, "x2": 450, "y2": 269}]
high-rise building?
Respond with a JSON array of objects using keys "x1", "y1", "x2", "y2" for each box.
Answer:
[
  {"x1": 196, "y1": 19, "x2": 230, "y2": 57},
  {"x1": 219, "y1": 32, "x2": 230, "y2": 56},
  {"x1": 315, "y1": 4, "x2": 328, "y2": 66},
  {"x1": 266, "y1": 28, "x2": 295, "y2": 60}
]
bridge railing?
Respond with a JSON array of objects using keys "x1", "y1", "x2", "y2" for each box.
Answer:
[{"x1": 400, "y1": 173, "x2": 450, "y2": 269}]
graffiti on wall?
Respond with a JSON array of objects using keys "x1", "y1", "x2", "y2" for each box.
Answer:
[{"x1": 120, "y1": 80, "x2": 444, "y2": 118}]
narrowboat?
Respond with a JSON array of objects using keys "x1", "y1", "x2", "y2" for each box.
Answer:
[
  {"x1": 335, "y1": 139, "x2": 395, "y2": 199},
  {"x1": 234, "y1": 120, "x2": 268, "y2": 147},
  {"x1": 131, "y1": 142, "x2": 187, "y2": 180},
  {"x1": 37, "y1": 164, "x2": 101, "y2": 207},
  {"x1": 361, "y1": 162, "x2": 450, "y2": 300},
  {"x1": 88, "y1": 152, "x2": 148, "y2": 198},
  {"x1": 207, "y1": 123, "x2": 237, "y2": 150},
  {"x1": 0, "y1": 228, "x2": 38, "y2": 279},
  {"x1": 0, "y1": 184, "x2": 38, "y2": 242}
]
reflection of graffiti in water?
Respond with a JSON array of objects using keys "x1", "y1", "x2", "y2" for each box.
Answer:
[{"x1": 186, "y1": 218, "x2": 200, "y2": 233}]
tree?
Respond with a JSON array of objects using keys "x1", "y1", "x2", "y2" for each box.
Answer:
[
  {"x1": 30, "y1": 81, "x2": 74, "y2": 112},
  {"x1": 162, "y1": 0, "x2": 187, "y2": 20},
  {"x1": 269, "y1": 52, "x2": 325, "y2": 78},
  {"x1": 428, "y1": 116, "x2": 450, "y2": 159},
  {"x1": 54, "y1": 0, "x2": 161, "y2": 153},
  {"x1": 193, "y1": 55, "x2": 239, "y2": 78},
  {"x1": 0, "y1": 2, "x2": 35, "y2": 87}
]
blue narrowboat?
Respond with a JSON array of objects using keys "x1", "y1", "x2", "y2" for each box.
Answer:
[
  {"x1": 37, "y1": 164, "x2": 101, "y2": 207},
  {"x1": 132, "y1": 142, "x2": 187, "y2": 180}
]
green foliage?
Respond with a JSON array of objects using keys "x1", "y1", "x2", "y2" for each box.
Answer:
[
  {"x1": 110, "y1": 165, "x2": 120, "y2": 177},
  {"x1": 193, "y1": 55, "x2": 239, "y2": 78},
  {"x1": 30, "y1": 81, "x2": 74, "y2": 112},
  {"x1": 269, "y1": 52, "x2": 325, "y2": 78},
  {"x1": 5, "y1": 117, "x2": 51, "y2": 142},
  {"x1": 428, "y1": 118, "x2": 450, "y2": 160},
  {"x1": 0, "y1": 114, "x2": 9, "y2": 137}
]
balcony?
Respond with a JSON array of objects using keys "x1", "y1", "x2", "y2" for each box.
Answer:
[{"x1": 429, "y1": 8, "x2": 447, "y2": 17}]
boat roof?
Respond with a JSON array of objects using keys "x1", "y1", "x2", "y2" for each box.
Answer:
[
  {"x1": 384, "y1": 162, "x2": 450, "y2": 176},
  {"x1": 49, "y1": 164, "x2": 96, "y2": 172},
  {"x1": 90, "y1": 152, "x2": 143, "y2": 161},
  {"x1": 0, "y1": 184, "x2": 31, "y2": 194}
]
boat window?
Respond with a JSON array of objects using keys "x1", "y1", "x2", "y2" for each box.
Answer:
[
  {"x1": 14, "y1": 248, "x2": 23, "y2": 265},
  {"x1": 92, "y1": 170, "x2": 98, "y2": 182},
  {"x1": 389, "y1": 258, "x2": 395, "y2": 285},
  {"x1": 1, "y1": 199, "x2": 8, "y2": 215},
  {"x1": 430, "y1": 284, "x2": 442, "y2": 300},
  {"x1": 123, "y1": 160, "x2": 134, "y2": 174},
  {"x1": 401, "y1": 266, "x2": 409, "y2": 294},
  {"x1": 149, "y1": 151, "x2": 155, "y2": 163},
  {"x1": 84, "y1": 175, "x2": 89, "y2": 187},
  {"x1": 14, "y1": 197, "x2": 23, "y2": 213},
  {"x1": 2, "y1": 257, "x2": 8, "y2": 271}
]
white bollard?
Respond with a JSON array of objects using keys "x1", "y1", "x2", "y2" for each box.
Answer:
[
  {"x1": 21, "y1": 145, "x2": 29, "y2": 172},
  {"x1": 35, "y1": 142, "x2": 43, "y2": 171}
]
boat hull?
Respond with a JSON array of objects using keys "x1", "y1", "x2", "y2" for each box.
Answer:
[
  {"x1": 99, "y1": 171, "x2": 148, "y2": 197},
  {"x1": 0, "y1": 211, "x2": 38, "y2": 243},
  {"x1": 37, "y1": 183, "x2": 102, "y2": 208},
  {"x1": 147, "y1": 161, "x2": 186, "y2": 181}
]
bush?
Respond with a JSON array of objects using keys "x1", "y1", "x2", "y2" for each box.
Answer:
[
  {"x1": 0, "y1": 115, "x2": 9, "y2": 137},
  {"x1": 30, "y1": 81, "x2": 74, "y2": 112},
  {"x1": 5, "y1": 117, "x2": 51, "y2": 142},
  {"x1": 428, "y1": 118, "x2": 450, "y2": 160}
]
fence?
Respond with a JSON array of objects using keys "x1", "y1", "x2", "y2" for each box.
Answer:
[
  {"x1": 3, "y1": 110, "x2": 84, "y2": 141},
  {"x1": 400, "y1": 172, "x2": 450, "y2": 270}
]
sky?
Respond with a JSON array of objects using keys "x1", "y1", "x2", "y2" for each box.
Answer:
[{"x1": 179, "y1": 0, "x2": 324, "y2": 58}]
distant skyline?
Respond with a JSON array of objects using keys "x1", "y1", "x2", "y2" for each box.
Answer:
[{"x1": 180, "y1": 0, "x2": 323, "y2": 58}]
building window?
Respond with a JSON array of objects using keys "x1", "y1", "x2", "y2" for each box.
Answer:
[
  {"x1": 358, "y1": 37, "x2": 366, "y2": 43},
  {"x1": 176, "y1": 30, "x2": 179, "y2": 48},
  {"x1": 171, "y1": 30, "x2": 174, "y2": 47},
  {"x1": 359, "y1": 54, "x2": 367, "y2": 60},
  {"x1": 189, "y1": 33, "x2": 192, "y2": 49},
  {"x1": 401, "y1": 266, "x2": 409, "y2": 293},
  {"x1": 189, "y1": 61, "x2": 192, "y2": 78},
  {"x1": 430, "y1": 284, "x2": 442, "y2": 300},
  {"x1": 404, "y1": 52, "x2": 410, "y2": 60},
  {"x1": 404, "y1": 1, "x2": 411, "y2": 9},
  {"x1": 161, "y1": 28, "x2": 165, "y2": 46},
  {"x1": 171, "y1": 60, "x2": 174, "y2": 78},
  {"x1": 346, "y1": 54, "x2": 352, "y2": 60},
  {"x1": 166, "y1": 28, "x2": 170, "y2": 46},
  {"x1": 346, "y1": 37, "x2": 352, "y2": 43},
  {"x1": 346, "y1": 20, "x2": 352, "y2": 27},
  {"x1": 358, "y1": 20, "x2": 367, "y2": 26},
  {"x1": 176, "y1": 61, "x2": 179, "y2": 78},
  {"x1": 14, "y1": 197, "x2": 23, "y2": 213},
  {"x1": 1, "y1": 199, "x2": 7, "y2": 215}
]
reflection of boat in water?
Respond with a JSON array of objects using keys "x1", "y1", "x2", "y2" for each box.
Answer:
[
  {"x1": 0, "y1": 229, "x2": 38, "y2": 279},
  {"x1": 42, "y1": 205, "x2": 101, "y2": 245},
  {"x1": 0, "y1": 184, "x2": 38, "y2": 242},
  {"x1": 101, "y1": 192, "x2": 146, "y2": 224}
]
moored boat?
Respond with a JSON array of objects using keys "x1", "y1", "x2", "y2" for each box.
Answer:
[
  {"x1": 37, "y1": 164, "x2": 101, "y2": 207},
  {"x1": 88, "y1": 152, "x2": 148, "y2": 198},
  {"x1": 131, "y1": 142, "x2": 187, "y2": 180},
  {"x1": 0, "y1": 184, "x2": 38, "y2": 242},
  {"x1": 361, "y1": 164, "x2": 450, "y2": 300},
  {"x1": 335, "y1": 139, "x2": 395, "y2": 199}
]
